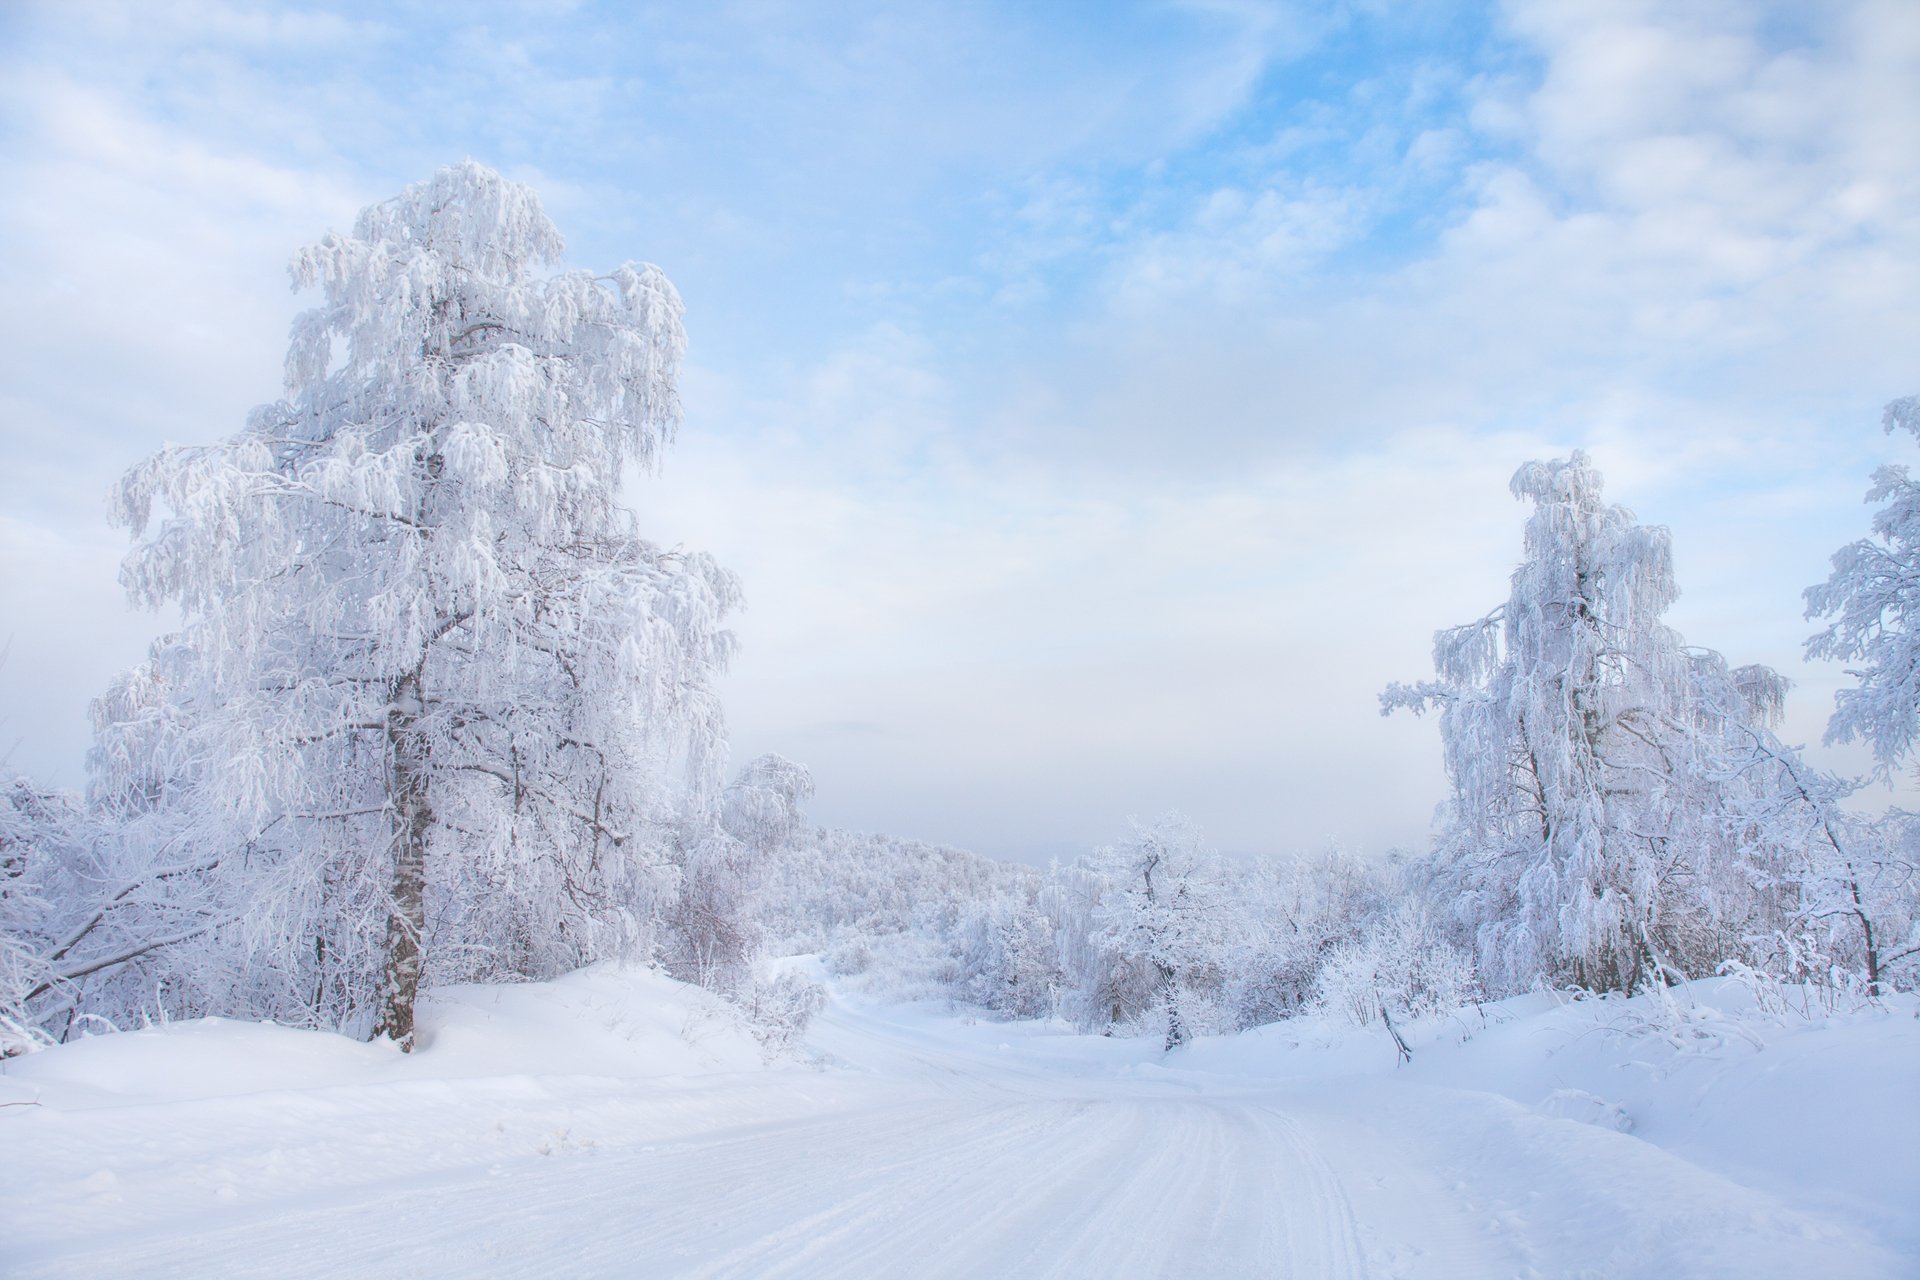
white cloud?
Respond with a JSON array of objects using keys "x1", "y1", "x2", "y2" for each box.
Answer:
[
  {"x1": 1108, "y1": 183, "x2": 1365, "y2": 308},
  {"x1": 0, "y1": 72, "x2": 363, "y2": 519},
  {"x1": 4, "y1": 0, "x2": 1916, "y2": 858}
]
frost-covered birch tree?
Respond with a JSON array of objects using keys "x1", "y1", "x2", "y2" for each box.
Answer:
[
  {"x1": 1806, "y1": 395, "x2": 1920, "y2": 772},
  {"x1": 1384, "y1": 453, "x2": 1807, "y2": 995},
  {"x1": 95, "y1": 163, "x2": 738, "y2": 1047}
]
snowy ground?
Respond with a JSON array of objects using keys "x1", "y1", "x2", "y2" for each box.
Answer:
[{"x1": 2, "y1": 969, "x2": 1914, "y2": 1279}]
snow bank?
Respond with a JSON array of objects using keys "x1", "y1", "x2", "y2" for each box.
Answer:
[
  {"x1": 1, "y1": 964, "x2": 842, "y2": 1278},
  {"x1": 1014, "y1": 978, "x2": 1920, "y2": 1259},
  {"x1": 0, "y1": 963, "x2": 765, "y2": 1111},
  {"x1": 1407, "y1": 982, "x2": 1920, "y2": 1256}
]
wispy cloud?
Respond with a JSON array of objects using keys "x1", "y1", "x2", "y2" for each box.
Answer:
[{"x1": 2, "y1": 0, "x2": 1915, "y2": 857}]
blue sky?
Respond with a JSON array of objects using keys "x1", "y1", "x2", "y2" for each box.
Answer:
[{"x1": 3, "y1": 0, "x2": 1918, "y2": 860}]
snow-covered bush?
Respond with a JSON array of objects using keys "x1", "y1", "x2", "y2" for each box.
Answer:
[
  {"x1": 959, "y1": 889, "x2": 1062, "y2": 1019},
  {"x1": 821, "y1": 931, "x2": 874, "y2": 977},
  {"x1": 1313, "y1": 901, "x2": 1477, "y2": 1029},
  {"x1": 739, "y1": 968, "x2": 827, "y2": 1056},
  {"x1": 0, "y1": 772, "x2": 211, "y2": 1049},
  {"x1": 661, "y1": 829, "x2": 758, "y2": 996},
  {"x1": 758, "y1": 824, "x2": 1030, "y2": 1006},
  {"x1": 1219, "y1": 847, "x2": 1387, "y2": 1028},
  {"x1": 1737, "y1": 810, "x2": 1920, "y2": 1002},
  {"x1": 1036, "y1": 858, "x2": 1134, "y2": 1031},
  {"x1": 1, "y1": 775, "x2": 65, "y2": 1049}
]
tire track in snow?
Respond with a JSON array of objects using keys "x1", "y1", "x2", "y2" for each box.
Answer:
[
  {"x1": 1252, "y1": 1103, "x2": 1368, "y2": 1278},
  {"x1": 682, "y1": 1100, "x2": 1124, "y2": 1278},
  {"x1": 663, "y1": 1094, "x2": 1368, "y2": 1279}
]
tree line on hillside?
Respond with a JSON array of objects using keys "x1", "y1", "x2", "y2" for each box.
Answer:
[{"x1": 2, "y1": 165, "x2": 1916, "y2": 1057}]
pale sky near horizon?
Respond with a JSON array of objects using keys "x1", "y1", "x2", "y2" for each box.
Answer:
[{"x1": 2, "y1": 0, "x2": 1918, "y2": 862}]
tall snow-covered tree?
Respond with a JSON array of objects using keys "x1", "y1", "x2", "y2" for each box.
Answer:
[
  {"x1": 1806, "y1": 395, "x2": 1920, "y2": 772},
  {"x1": 95, "y1": 163, "x2": 738, "y2": 1047},
  {"x1": 1385, "y1": 453, "x2": 1808, "y2": 995}
]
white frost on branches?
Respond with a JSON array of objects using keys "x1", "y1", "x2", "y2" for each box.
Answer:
[
  {"x1": 1088, "y1": 813, "x2": 1226, "y2": 1050},
  {"x1": 1806, "y1": 395, "x2": 1920, "y2": 772},
  {"x1": 91, "y1": 163, "x2": 739, "y2": 1044},
  {"x1": 1385, "y1": 452, "x2": 1831, "y2": 995}
]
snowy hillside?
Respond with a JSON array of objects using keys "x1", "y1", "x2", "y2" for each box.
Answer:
[{"x1": 3, "y1": 967, "x2": 1912, "y2": 1278}]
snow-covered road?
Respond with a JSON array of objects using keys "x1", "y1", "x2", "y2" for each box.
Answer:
[{"x1": 3, "y1": 977, "x2": 1908, "y2": 1278}]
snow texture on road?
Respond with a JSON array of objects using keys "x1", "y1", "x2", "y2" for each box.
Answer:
[{"x1": 2, "y1": 971, "x2": 1909, "y2": 1278}]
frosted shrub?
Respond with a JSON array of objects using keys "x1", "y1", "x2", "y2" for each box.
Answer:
[
  {"x1": 660, "y1": 757, "x2": 815, "y2": 1000},
  {"x1": 740, "y1": 969, "x2": 826, "y2": 1056},
  {"x1": 838, "y1": 930, "x2": 965, "y2": 1003},
  {"x1": 661, "y1": 832, "x2": 761, "y2": 996},
  {"x1": 1219, "y1": 848, "x2": 1385, "y2": 1028},
  {"x1": 0, "y1": 778, "x2": 62, "y2": 1043},
  {"x1": 0, "y1": 773, "x2": 185, "y2": 1044},
  {"x1": 1313, "y1": 902, "x2": 1476, "y2": 1028},
  {"x1": 822, "y1": 933, "x2": 873, "y2": 977},
  {"x1": 1732, "y1": 801, "x2": 1920, "y2": 999},
  {"x1": 757, "y1": 825, "x2": 1037, "y2": 1005},
  {"x1": 959, "y1": 891, "x2": 1062, "y2": 1020}
]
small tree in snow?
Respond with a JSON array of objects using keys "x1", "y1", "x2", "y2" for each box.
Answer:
[
  {"x1": 663, "y1": 754, "x2": 815, "y2": 995},
  {"x1": 1220, "y1": 846, "x2": 1385, "y2": 1028},
  {"x1": 1090, "y1": 813, "x2": 1224, "y2": 1050},
  {"x1": 720, "y1": 755, "x2": 816, "y2": 858},
  {"x1": 1041, "y1": 857, "x2": 1151, "y2": 1033},
  {"x1": 961, "y1": 888, "x2": 1061, "y2": 1019},
  {"x1": 0, "y1": 771, "x2": 236, "y2": 1049},
  {"x1": 95, "y1": 163, "x2": 738, "y2": 1046}
]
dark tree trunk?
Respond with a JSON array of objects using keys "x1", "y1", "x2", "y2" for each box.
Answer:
[
  {"x1": 1848, "y1": 875, "x2": 1881, "y2": 997},
  {"x1": 372, "y1": 677, "x2": 432, "y2": 1050},
  {"x1": 1159, "y1": 961, "x2": 1188, "y2": 1051}
]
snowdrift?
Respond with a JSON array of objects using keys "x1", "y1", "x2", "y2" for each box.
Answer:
[
  {"x1": 884, "y1": 977, "x2": 1920, "y2": 1259},
  {"x1": 2, "y1": 963, "x2": 768, "y2": 1108}
]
